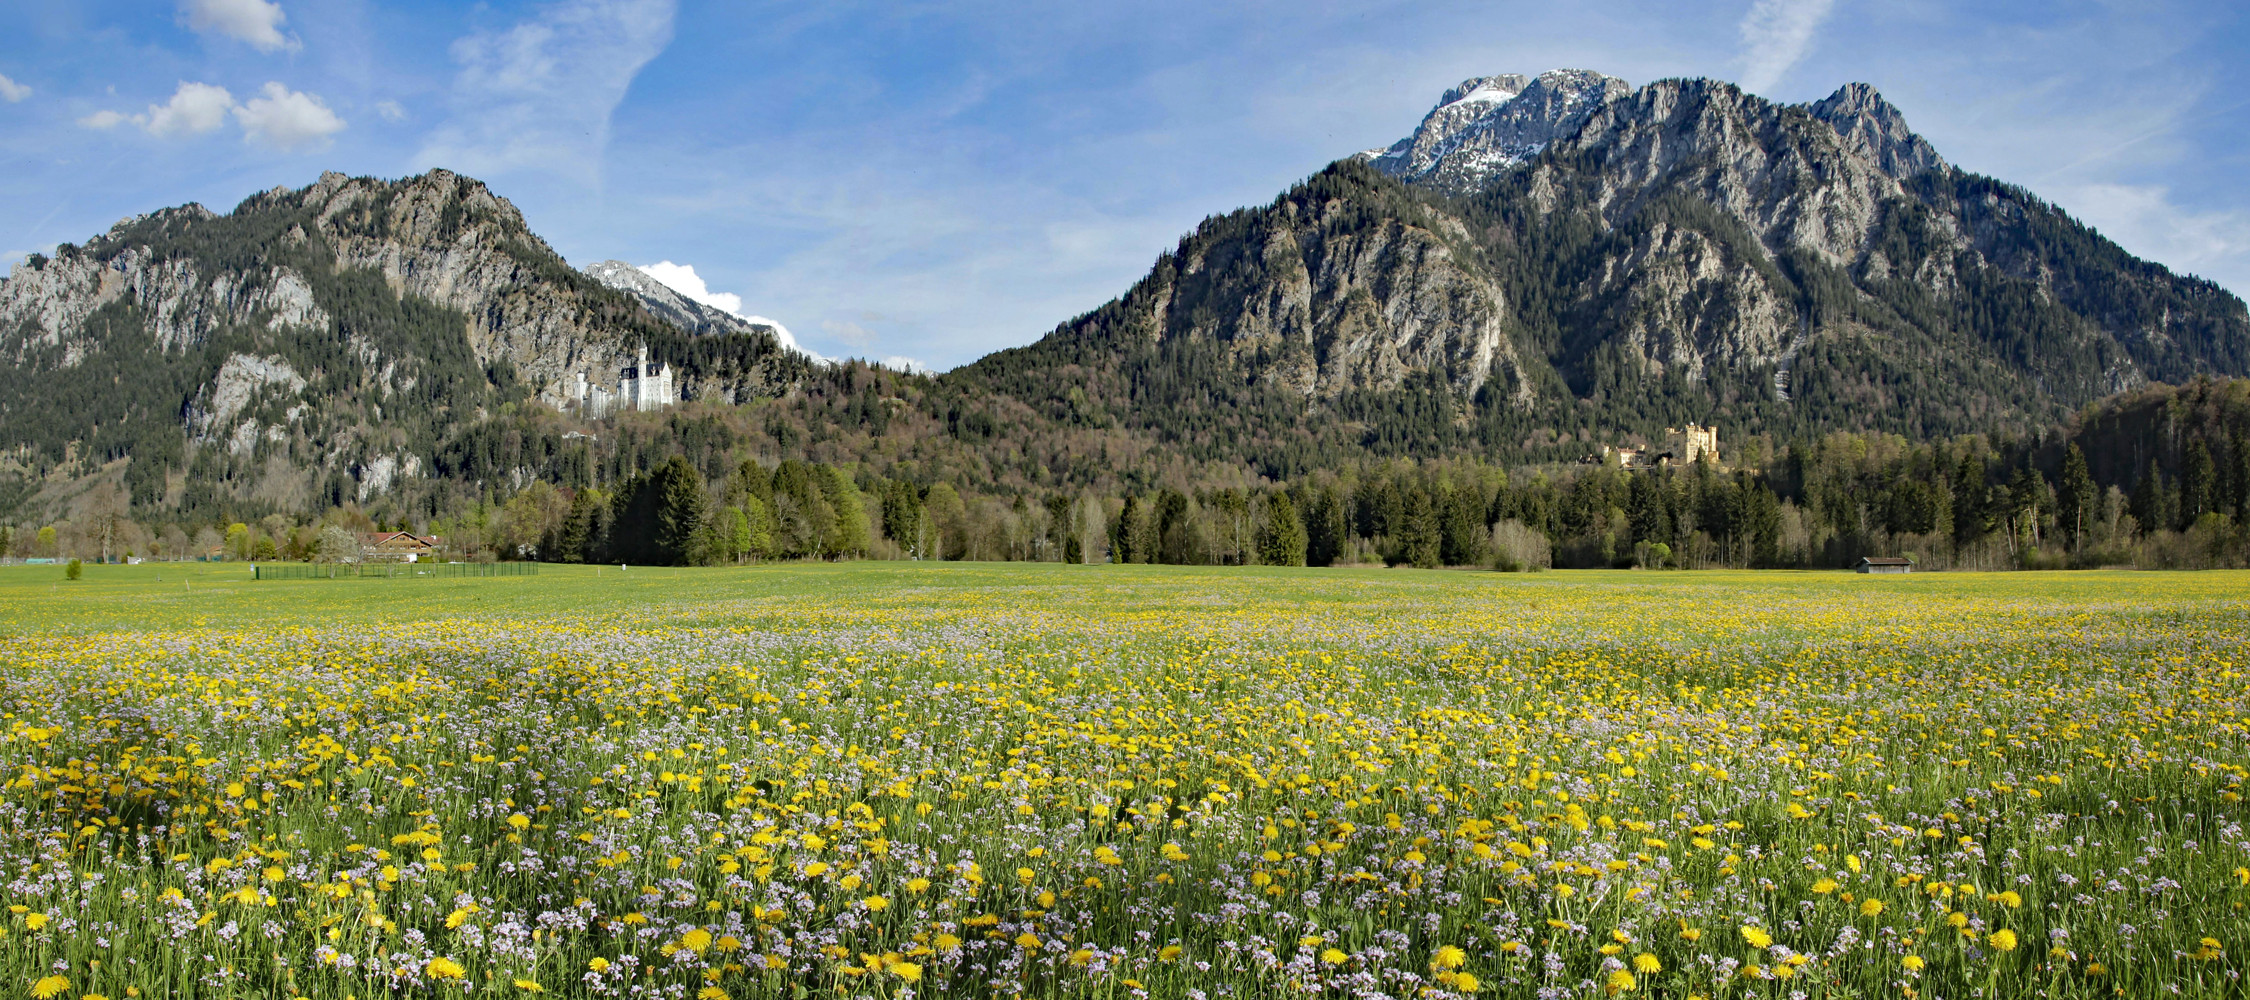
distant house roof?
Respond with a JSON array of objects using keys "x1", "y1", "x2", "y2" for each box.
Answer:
[
  {"x1": 360, "y1": 531, "x2": 438, "y2": 550},
  {"x1": 1860, "y1": 557, "x2": 1913, "y2": 566}
]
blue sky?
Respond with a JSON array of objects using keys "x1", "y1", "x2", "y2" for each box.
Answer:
[{"x1": 2, "y1": 0, "x2": 2246, "y2": 370}]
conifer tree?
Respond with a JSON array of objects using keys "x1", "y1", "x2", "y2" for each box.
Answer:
[
  {"x1": 1305, "y1": 485, "x2": 1348, "y2": 567},
  {"x1": 1258, "y1": 492, "x2": 1306, "y2": 567},
  {"x1": 1401, "y1": 486, "x2": 1440, "y2": 568},
  {"x1": 652, "y1": 456, "x2": 707, "y2": 565},
  {"x1": 2183, "y1": 439, "x2": 2216, "y2": 527},
  {"x1": 2058, "y1": 444, "x2": 2095, "y2": 547}
]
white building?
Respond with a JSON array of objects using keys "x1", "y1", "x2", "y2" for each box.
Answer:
[
  {"x1": 617, "y1": 342, "x2": 676, "y2": 411},
  {"x1": 569, "y1": 342, "x2": 675, "y2": 416}
]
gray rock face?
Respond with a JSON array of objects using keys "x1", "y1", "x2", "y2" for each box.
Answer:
[
  {"x1": 291, "y1": 169, "x2": 639, "y2": 408},
  {"x1": 0, "y1": 168, "x2": 813, "y2": 508},
  {"x1": 1355, "y1": 74, "x2": 2002, "y2": 385},
  {"x1": 1807, "y1": 83, "x2": 1947, "y2": 182},
  {"x1": 1, "y1": 170, "x2": 803, "y2": 417},
  {"x1": 1034, "y1": 70, "x2": 2246, "y2": 427},
  {"x1": 1087, "y1": 198, "x2": 1529, "y2": 402},
  {"x1": 0, "y1": 229, "x2": 332, "y2": 364},
  {"x1": 1363, "y1": 69, "x2": 1633, "y2": 194}
]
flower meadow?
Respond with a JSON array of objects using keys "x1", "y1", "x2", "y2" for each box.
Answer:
[{"x1": 1, "y1": 563, "x2": 2247, "y2": 999}]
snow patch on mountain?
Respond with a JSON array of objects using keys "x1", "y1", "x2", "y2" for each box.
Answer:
[
  {"x1": 583, "y1": 258, "x2": 822, "y2": 362},
  {"x1": 1362, "y1": 69, "x2": 1632, "y2": 194}
]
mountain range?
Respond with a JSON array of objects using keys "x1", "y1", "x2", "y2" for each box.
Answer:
[{"x1": 3, "y1": 70, "x2": 2246, "y2": 521}]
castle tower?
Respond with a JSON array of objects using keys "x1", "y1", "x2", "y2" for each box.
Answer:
[{"x1": 611, "y1": 341, "x2": 674, "y2": 412}]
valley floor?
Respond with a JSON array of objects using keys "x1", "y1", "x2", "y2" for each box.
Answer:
[{"x1": 0, "y1": 563, "x2": 2244, "y2": 997}]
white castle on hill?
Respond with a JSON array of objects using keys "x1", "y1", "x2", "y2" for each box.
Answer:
[{"x1": 570, "y1": 343, "x2": 676, "y2": 417}]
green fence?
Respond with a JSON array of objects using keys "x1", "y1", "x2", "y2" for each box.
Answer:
[{"x1": 251, "y1": 562, "x2": 540, "y2": 580}]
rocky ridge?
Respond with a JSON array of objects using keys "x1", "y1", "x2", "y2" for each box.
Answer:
[
  {"x1": 0, "y1": 169, "x2": 808, "y2": 509},
  {"x1": 582, "y1": 260, "x2": 789, "y2": 344},
  {"x1": 991, "y1": 71, "x2": 2247, "y2": 443},
  {"x1": 1363, "y1": 69, "x2": 1633, "y2": 194}
]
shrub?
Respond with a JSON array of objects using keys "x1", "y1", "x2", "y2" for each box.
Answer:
[
  {"x1": 1491, "y1": 519, "x2": 1552, "y2": 572},
  {"x1": 64, "y1": 559, "x2": 81, "y2": 581}
]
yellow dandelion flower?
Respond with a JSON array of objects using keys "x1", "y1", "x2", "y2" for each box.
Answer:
[
  {"x1": 682, "y1": 928, "x2": 713, "y2": 953},
  {"x1": 1433, "y1": 945, "x2": 1467, "y2": 969},
  {"x1": 891, "y1": 962, "x2": 922, "y2": 983},
  {"x1": 1989, "y1": 929, "x2": 2018, "y2": 952},
  {"x1": 512, "y1": 980, "x2": 544, "y2": 993},
  {"x1": 1321, "y1": 948, "x2": 1348, "y2": 965},
  {"x1": 1860, "y1": 899, "x2": 1884, "y2": 917},
  {"x1": 1740, "y1": 926, "x2": 1773, "y2": 949},
  {"x1": 1901, "y1": 955, "x2": 1925, "y2": 971},
  {"x1": 1633, "y1": 953, "x2": 1660, "y2": 973},
  {"x1": 30, "y1": 976, "x2": 68, "y2": 1000},
  {"x1": 425, "y1": 957, "x2": 467, "y2": 980}
]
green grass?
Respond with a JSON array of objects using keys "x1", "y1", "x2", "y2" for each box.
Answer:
[{"x1": 0, "y1": 562, "x2": 2245, "y2": 999}]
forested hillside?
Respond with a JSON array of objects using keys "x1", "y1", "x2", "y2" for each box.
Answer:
[{"x1": 0, "y1": 170, "x2": 810, "y2": 525}]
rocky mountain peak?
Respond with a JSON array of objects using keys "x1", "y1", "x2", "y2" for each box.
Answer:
[
  {"x1": 1806, "y1": 82, "x2": 1946, "y2": 181},
  {"x1": 1363, "y1": 68, "x2": 1632, "y2": 193},
  {"x1": 1435, "y1": 74, "x2": 1531, "y2": 108}
]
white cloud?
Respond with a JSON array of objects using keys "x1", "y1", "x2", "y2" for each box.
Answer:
[
  {"x1": 142, "y1": 81, "x2": 237, "y2": 136},
  {"x1": 638, "y1": 260, "x2": 819, "y2": 359},
  {"x1": 181, "y1": 0, "x2": 298, "y2": 53},
  {"x1": 640, "y1": 260, "x2": 741, "y2": 315},
  {"x1": 1736, "y1": 0, "x2": 1836, "y2": 95},
  {"x1": 414, "y1": 0, "x2": 677, "y2": 184},
  {"x1": 234, "y1": 82, "x2": 345, "y2": 150},
  {"x1": 375, "y1": 99, "x2": 406, "y2": 122},
  {"x1": 77, "y1": 80, "x2": 344, "y2": 151},
  {"x1": 0, "y1": 73, "x2": 29, "y2": 103}
]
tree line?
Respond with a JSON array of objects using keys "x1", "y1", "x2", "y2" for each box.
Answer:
[{"x1": 15, "y1": 378, "x2": 2250, "y2": 572}]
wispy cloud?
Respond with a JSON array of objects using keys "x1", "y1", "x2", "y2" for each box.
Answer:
[
  {"x1": 0, "y1": 73, "x2": 29, "y2": 103},
  {"x1": 414, "y1": 0, "x2": 677, "y2": 184},
  {"x1": 180, "y1": 0, "x2": 298, "y2": 54},
  {"x1": 2052, "y1": 182, "x2": 2250, "y2": 292},
  {"x1": 1737, "y1": 0, "x2": 1836, "y2": 95}
]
